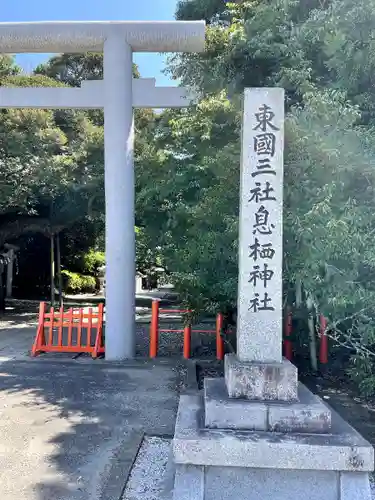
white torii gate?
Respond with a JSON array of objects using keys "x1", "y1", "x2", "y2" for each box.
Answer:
[{"x1": 0, "y1": 21, "x2": 206, "y2": 360}]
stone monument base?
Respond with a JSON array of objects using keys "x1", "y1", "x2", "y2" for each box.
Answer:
[
  {"x1": 171, "y1": 393, "x2": 373, "y2": 500},
  {"x1": 225, "y1": 353, "x2": 298, "y2": 401},
  {"x1": 205, "y1": 377, "x2": 331, "y2": 432}
]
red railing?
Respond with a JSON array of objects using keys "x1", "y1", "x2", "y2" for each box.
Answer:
[
  {"x1": 149, "y1": 300, "x2": 225, "y2": 360},
  {"x1": 32, "y1": 302, "x2": 105, "y2": 358},
  {"x1": 319, "y1": 314, "x2": 328, "y2": 364},
  {"x1": 283, "y1": 310, "x2": 329, "y2": 364},
  {"x1": 284, "y1": 309, "x2": 293, "y2": 361}
]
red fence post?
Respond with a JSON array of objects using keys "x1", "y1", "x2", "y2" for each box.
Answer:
[
  {"x1": 284, "y1": 309, "x2": 293, "y2": 361},
  {"x1": 150, "y1": 300, "x2": 160, "y2": 358},
  {"x1": 183, "y1": 324, "x2": 191, "y2": 359},
  {"x1": 32, "y1": 302, "x2": 46, "y2": 356},
  {"x1": 93, "y1": 303, "x2": 105, "y2": 357},
  {"x1": 77, "y1": 308, "x2": 83, "y2": 347},
  {"x1": 319, "y1": 315, "x2": 328, "y2": 364},
  {"x1": 216, "y1": 313, "x2": 224, "y2": 360},
  {"x1": 67, "y1": 308, "x2": 73, "y2": 347},
  {"x1": 87, "y1": 307, "x2": 93, "y2": 347}
]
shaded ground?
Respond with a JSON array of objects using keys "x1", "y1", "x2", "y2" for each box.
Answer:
[
  {"x1": 0, "y1": 357, "x2": 183, "y2": 500},
  {"x1": 2, "y1": 298, "x2": 375, "y2": 498},
  {"x1": 0, "y1": 298, "x2": 204, "y2": 500}
]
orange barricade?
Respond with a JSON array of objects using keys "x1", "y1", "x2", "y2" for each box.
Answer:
[
  {"x1": 149, "y1": 300, "x2": 225, "y2": 360},
  {"x1": 32, "y1": 302, "x2": 105, "y2": 359},
  {"x1": 319, "y1": 315, "x2": 328, "y2": 364}
]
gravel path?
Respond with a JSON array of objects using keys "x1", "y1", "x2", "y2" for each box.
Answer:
[{"x1": 122, "y1": 437, "x2": 171, "y2": 500}]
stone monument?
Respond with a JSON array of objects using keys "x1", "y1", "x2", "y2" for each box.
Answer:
[{"x1": 169, "y1": 88, "x2": 374, "y2": 500}]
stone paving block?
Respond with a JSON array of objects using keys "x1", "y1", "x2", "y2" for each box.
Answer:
[
  {"x1": 204, "y1": 378, "x2": 267, "y2": 430},
  {"x1": 267, "y1": 383, "x2": 332, "y2": 433},
  {"x1": 205, "y1": 467, "x2": 339, "y2": 500},
  {"x1": 173, "y1": 464, "x2": 204, "y2": 500},
  {"x1": 340, "y1": 472, "x2": 372, "y2": 500}
]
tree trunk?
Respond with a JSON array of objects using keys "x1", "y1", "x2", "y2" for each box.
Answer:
[
  {"x1": 295, "y1": 278, "x2": 302, "y2": 308},
  {"x1": 50, "y1": 233, "x2": 55, "y2": 307},
  {"x1": 56, "y1": 233, "x2": 63, "y2": 308},
  {"x1": 6, "y1": 249, "x2": 14, "y2": 299},
  {"x1": 0, "y1": 263, "x2": 5, "y2": 313}
]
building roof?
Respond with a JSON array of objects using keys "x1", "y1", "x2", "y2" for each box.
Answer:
[{"x1": 0, "y1": 21, "x2": 205, "y2": 54}]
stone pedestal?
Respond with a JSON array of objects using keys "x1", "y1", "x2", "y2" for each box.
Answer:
[
  {"x1": 169, "y1": 353, "x2": 373, "y2": 499},
  {"x1": 171, "y1": 388, "x2": 373, "y2": 500},
  {"x1": 225, "y1": 353, "x2": 298, "y2": 401}
]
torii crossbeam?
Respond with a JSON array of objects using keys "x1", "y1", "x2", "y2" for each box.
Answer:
[
  {"x1": 0, "y1": 20, "x2": 206, "y2": 360},
  {"x1": 0, "y1": 78, "x2": 194, "y2": 109}
]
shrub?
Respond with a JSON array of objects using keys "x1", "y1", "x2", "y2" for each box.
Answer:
[
  {"x1": 62, "y1": 270, "x2": 96, "y2": 294},
  {"x1": 82, "y1": 249, "x2": 105, "y2": 276}
]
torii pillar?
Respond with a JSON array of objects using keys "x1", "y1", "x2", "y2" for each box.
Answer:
[{"x1": 0, "y1": 21, "x2": 206, "y2": 360}]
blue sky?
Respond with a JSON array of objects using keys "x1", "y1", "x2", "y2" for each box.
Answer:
[{"x1": 0, "y1": 0, "x2": 179, "y2": 85}]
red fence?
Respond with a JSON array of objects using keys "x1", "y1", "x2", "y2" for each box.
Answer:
[
  {"x1": 32, "y1": 302, "x2": 105, "y2": 359},
  {"x1": 31, "y1": 301, "x2": 329, "y2": 364},
  {"x1": 150, "y1": 300, "x2": 225, "y2": 360},
  {"x1": 283, "y1": 311, "x2": 329, "y2": 364}
]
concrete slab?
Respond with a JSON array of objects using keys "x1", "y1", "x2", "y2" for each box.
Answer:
[
  {"x1": 173, "y1": 395, "x2": 374, "y2": 471},
  {"x1": 267, "y1": 383, "x2": 331, "y2": 433},
  {"x1": 0, "y1": 358, "x2": 181, "y2": 500}
]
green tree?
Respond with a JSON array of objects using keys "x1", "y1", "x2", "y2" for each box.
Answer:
[
  {"x1": 0, "y1": 52, "x2": 159, "y2": 302},
  {"x1": 0, "y1": 69, "x2": 106, "y2": 304},
  {"x1": 0, "y1": 73, "x2": 103, "y2": 238},
  {"x1": 0, "y1": 55, "x2": 21, "y2": 78},
  {"x1": 136, "y1": 0, "x2": 375, "y2": 386},
  {"x1": 35, "y1": 53, "x2": 140, "y2": 86}
]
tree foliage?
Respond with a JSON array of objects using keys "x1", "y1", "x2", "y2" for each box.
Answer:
[
  {"x1": 0, "y1": 52, "x2": 157, "y2": 299},
  {"x1": 35, "y1": 53, "x2": 140, "y2": 86},
  {"x1": 0, "y1": 70, "x2": 103, "y2": 236},
  {"x1": 135, "y1": 0, "x2": 375, "y2": 389},
  {"x1": 4, "y1": 0, "x2": 375, "y2": 394}
]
